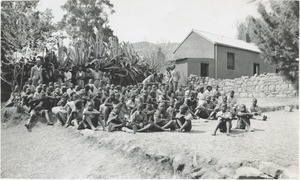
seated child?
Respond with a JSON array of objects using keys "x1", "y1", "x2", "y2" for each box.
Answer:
[
  {"x1": 143, "y1": 103, "x2": 156, "y2": 122},
  {"x1": 212, "y1": 103, "x2": 232, "y2": 136},
  {"x1": 209, "y1": 95, "x2": 228, "y2": 119},
  {"x1": 195, "y1": 96, "x2": 216, "y2": 119},
  {"x1": 130, "y1": 104, "x2": 169, "y2": 133},
  {"x1": 184, "y1": 92, "x2": 197, "y2": 117},
  {"x1": 103, "y1": 93, "x2": 119, "y2": 125},
  {"x1": 154, "y1": 102, "x2": 177, "y2": 131},
  {"x1": 175, "y1": 104, "x2": 193, "y2": 132},
  {"x1": 52, "y1": 97, "x2": 68, "y2": 125},
  {"x1": 249, "y1": 98, "x2": 267, "y2": 121},
  {"x1": 25, "y1": 92, "x2": 54, "y2": 131},
  {"x1": 124, "y1": 104, "x2": 148, "y2": 134},
  {"x1": 65, "y1": 100, "x2": 84, "y2": 129},
  {"x1": 81, "y1": 101, "x2": 106, "y2": 131},
  {"x1": 107, "y1": 103, "x2": 127, "y2": 132},
  {"x1": 236, "y1": 104, "x2": 254, "y2": 131}
]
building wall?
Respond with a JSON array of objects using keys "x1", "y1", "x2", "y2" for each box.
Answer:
[
  {"x1": 188, "y1": 73, "x2": 298, "y2": 98},
  {"x1": 175, "y1": 59, "x2": 188, "y2": 85},
  {"x1": 174, "y1": 32, "x2": 214, "y2": 59},
  {"x1": 216, "y1": 45, "x2": 276, "y2": 79},
  {"x1": 187, "y1": 58, "x2": 215, "y2": 78}
]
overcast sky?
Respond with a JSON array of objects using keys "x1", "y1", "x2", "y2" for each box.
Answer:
[{"x1": 37, "y1": 0, "x2": 261, "y2": 43}]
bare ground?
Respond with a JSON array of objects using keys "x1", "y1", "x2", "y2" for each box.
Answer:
[{"x1": 1, "y1": 108, "x2": 299, "y2": 178}]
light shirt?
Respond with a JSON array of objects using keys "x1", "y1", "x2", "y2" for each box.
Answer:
[
  {"x1": 64, "y1": 71, "x2": 72, "y2": 81},
  {"x1": 171, "y1": 69, "x2": 180, "y2": 82}
]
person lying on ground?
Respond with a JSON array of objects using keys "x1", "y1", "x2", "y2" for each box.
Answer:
[
  {"x1": 175, "y1": 104, "x2": 193, "y2": 132},
  {"x1": 195, "y1": 96, "x2": 216, "y2": 119},
  {"x1": 81, "y1": 101, "x2": 106, "y2": 131},
  {"x1": 235, "y1": 104, "x2": 254, "y2": 131},
  {"x1": 212, "y1": 103, "x2": 232, "y2": 136},
  {"x1": 25, "y1": 92, "x2": 54, "y2": 131},
  {"x1": 249, "y1": 98, "x2": 267, "y2": 121}
]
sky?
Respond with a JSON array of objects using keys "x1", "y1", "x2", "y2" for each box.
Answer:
[{"x1": 37, "y1": 0, "x2": 261, "y2": 43}]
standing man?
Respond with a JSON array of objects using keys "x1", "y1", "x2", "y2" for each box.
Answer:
[
  {"x1": 30, "y1": 58, "x2": 43, "y2": 87},
  {"x1": 64, "y1": 68, "x2": 72, "y2": 88},
  {"x1": 171, "y1": 65, "x2": 180, "y2": 92},
  {"x1": 89, "y1": 66, "x2": 102, "y2": 88}
]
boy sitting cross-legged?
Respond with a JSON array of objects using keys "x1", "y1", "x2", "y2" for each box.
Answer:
[
  {"x1": 154, "y1": 102, "x2": 177, "y2": 131},
  {"x1": 132, "y1": 104, "x2": 170, "y2": 133},
  {"x1": 236, "y1": 104, "x2": 254, "y2": 132},
  {"x1": 175, "y1": 104, "x2": 193, "y2": 132},
  {"x1": 212, "y1": 103, "x2": 233, "y2": 136},
  {"x1": 80, "y1": 101, "x2": 106, "y2": 131},
  {"x1": 65, "y1": 100, "x2": 84, "y2": 129},
  {"x1": 25, "y1": 92, "x2": 54, "y2": 132},
  {"x1": 107, "y1": 103, "x2": 127, "y2": 132},
  {"x1": 249, "y1": 98, "x2": 267, "y2": 121}
]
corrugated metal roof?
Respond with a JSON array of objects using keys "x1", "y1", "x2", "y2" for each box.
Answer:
[{"x1": 192, "y1": 29, "x2": 260, "y2": 53}]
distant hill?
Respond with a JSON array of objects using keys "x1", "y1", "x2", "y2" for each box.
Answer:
[{"x1": 131, "y1": 41, "x2": 179, "y2": 61}]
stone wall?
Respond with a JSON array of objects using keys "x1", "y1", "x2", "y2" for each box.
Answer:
[{"x1": 188, "y1": 73, "x2": 298, "y2": 98}]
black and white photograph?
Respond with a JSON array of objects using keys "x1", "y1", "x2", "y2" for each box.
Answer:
[{"x1": 1, "y1": 0, "x2": 299, "y2": 179}]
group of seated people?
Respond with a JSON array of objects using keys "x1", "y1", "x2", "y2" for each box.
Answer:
[{"x1": 8, "y1": 74, "x2": 267, "y2": 136}]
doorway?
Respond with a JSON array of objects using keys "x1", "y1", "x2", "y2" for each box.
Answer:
[
  {"x1": 253, "y1": 63, "x2": 260, "y2": 75},
  {"x1": 201, "y1": 63, "x2": 209, "y2": 77}
]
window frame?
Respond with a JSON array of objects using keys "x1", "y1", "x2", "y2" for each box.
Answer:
[{"x1": 227, "y1": 52, "x2": 235, "y2": 70}]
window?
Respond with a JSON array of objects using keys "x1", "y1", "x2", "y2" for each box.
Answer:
[
  {"x1": 253, "y1": 63, "x2": 260, "y2": 75},
  {"x1": 227, "y1": 52, "x2": 235, "y2": 70}
]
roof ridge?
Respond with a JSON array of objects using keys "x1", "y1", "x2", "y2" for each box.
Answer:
[{"x1": 192, "y1": 29, "x2": 248, "y2": 43}]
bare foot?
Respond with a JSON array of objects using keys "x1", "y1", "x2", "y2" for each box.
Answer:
[{"x1": 211, "y1": 133, "x2": 216, "y2": 136}]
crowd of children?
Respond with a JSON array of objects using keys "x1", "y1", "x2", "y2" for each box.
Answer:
[{"x1": 8, "y1": 64, "x2": 267, "y2": 136}]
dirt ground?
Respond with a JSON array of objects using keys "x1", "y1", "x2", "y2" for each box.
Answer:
[
  {"x1": 91, "y1": 110, "x2": 299, "y2": 167},
  {"x1": 1, "y1": 109, "x2": 298, "y2": 178}
]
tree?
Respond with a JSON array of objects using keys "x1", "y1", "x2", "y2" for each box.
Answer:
[
  {"x1": 59, "y1": 0, "x2": 115, "y2": 42},
  {"x1": 249, "y1": 1, "x2": 299, "y2": 83},
  {"x1": 1, "y1": 1, "x2": 55, "y2": 96},
  {"x1": 236, "y1": 16, "x2": 260, "y2": 44}
]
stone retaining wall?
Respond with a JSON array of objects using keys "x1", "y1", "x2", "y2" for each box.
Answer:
[{"x1": 188, "y1": 73, "x2": 298, "y2": 98}]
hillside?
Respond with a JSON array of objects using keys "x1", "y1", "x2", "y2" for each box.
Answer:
[{"x1": 131, "y1": 41, "x2": 179, "y2": 61}]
